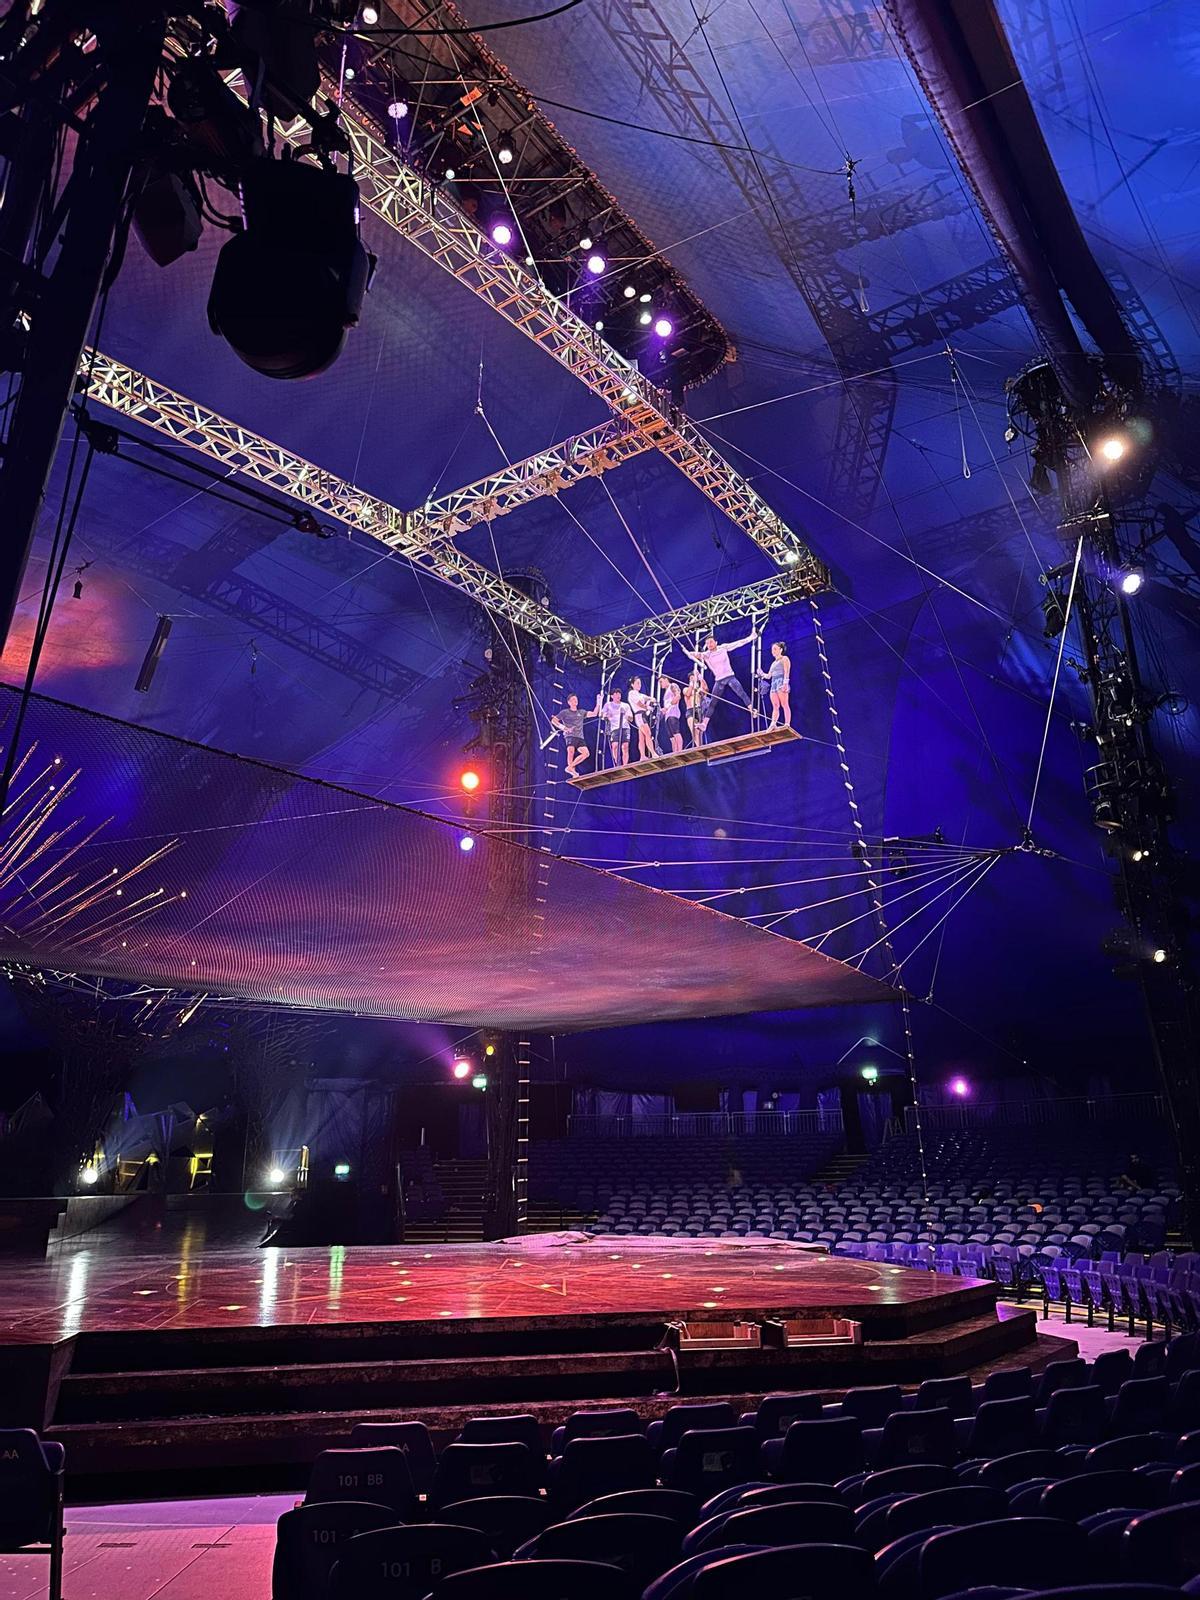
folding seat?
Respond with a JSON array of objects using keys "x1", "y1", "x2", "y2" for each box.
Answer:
[
  {"x1": 329, "y1": 1523, "x2": 496, "y2": 1599},
  {"x1": 1040, "y1": 1385, "x2": 1107, "y2": 1449},
  {"x1": 827, "y1": 1386, "x2": 904, "y2": 1429},
  {"x1": 647, "y1": 1403, "x2": 738, "y2": 1453},
  {"x1": 660, "y1": 1427, "x2": 759, "y2": 1497},
  {"x1": 459, "y1": 1415, "x2": 544, "y2": 1459},
  {"x1": 761, "y1": 1417, "x2": 865, "y2": 1484},
  {"x1": 685, "y1": 1499, "x2": 854, "y2": 1556},
  {"x1": 1171, "y1": 1370, "x2": 1200, "y2": 1432},
  {"x1": 551, "y1": 1434, "x2": 656, "y2": 1510},
  {"x1": 740, "y1": 1393, "x2": 823, "y2": 1439},
  {"x1": 883, "y1": 1484, "x2": 1007, "y2": 1543},
  {"x1": 732, "y1": 1481, "x2": 844, "y2": 1509},
  {"x1": 518, "y1": 1513, "x2": 683, "y2": 1584},
  {"x1": 917, "y1": 1515, "x2": 1091, "y2": 1598},
  {"x1": 688, "y1": 1543, "x2": 875, "y2": 1600},
  {"x1": 568, "y1": 1489, "x2": 695, "y2": 1525},
  {"x1": 959, "y1": 1397, "x2": 1038, "y2": 1460},
  {"x1": 433, "y1": 1442, "x2": 541, "y2": 1508},
  {"x1": 1170, "y1": 1463, "x2": 1200, "y2": 1503},
  {"x1": 1121, "y1": 1501, "x2": 1200, "y2": 1586},
  {"x1": 1168, "y1": 1332, "x2": 1200, "y2": 1381},
  {"x1": 273, "y1": 1502, "x2": 397, "y2": 1600},
  {"x1": 1039, "y1": 1468, "x2": 1160, "y2": 1522},
  {"x1": 440, "y1": 1496, "x2": 550, "y2": 1557},
  {"x1": 350, "y1": 1421, "x2": 438, "y2": 1499},
  {"x1": 0, "y1": 1429, "x2": 64, "y2": 1600},
  {"x1": 852, "y1": 1464, "x2": 956, "y2": 1506},
  {"x1": 867, "y1": 1408, "x2": 959, "y2": 1469},
  {"x1": 306, "y1": 1447, "x2": 416, "y2": 1518},
  {"x1": 909, "y1": 1377, "x2": 974, "y2": 1419},
  {"x1": 432, "y1": 1557, "x2": 636, "y2": 1600},
  {"x1": 551, "y1": 1409, "x2": 644, "y2": 1457},
  {"x1": 1108, "y1": 1376, "x2": 1171, "y2": 1437},
  {"x1": 1085, "y1": 1435, "x2": 1175, "y2": 1472},
  {"x1": 1133, "y1": 1342, "x2": 1169, "y2": 1380},
  {"x1": 1091, "y1": 1349, "x2": 1135, "y2": 1397}
]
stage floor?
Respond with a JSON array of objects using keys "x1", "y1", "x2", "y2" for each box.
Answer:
[{"x1": 1, "y1": 1234, "x2": 988, "y2": 1345}]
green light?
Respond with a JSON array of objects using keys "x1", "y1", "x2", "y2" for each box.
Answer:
[
  {"x1": 472, "y1": 1073, "x2": 488, "y2": 1091},
  {"x1": 333, "y1": 1161, "x2": 351, "y2": 1178},
  {"x1": 861, "y1": 1064, "x2": 879, "y2": 1083}
]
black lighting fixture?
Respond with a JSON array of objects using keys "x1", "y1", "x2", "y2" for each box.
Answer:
[{"x1": 134, "y1": 615, "x2": 173, "y2": 694}]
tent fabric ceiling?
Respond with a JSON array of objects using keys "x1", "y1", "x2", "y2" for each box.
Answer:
[{"x1": 4, "y1": 0, "x2": 1197, "y2": 1079}]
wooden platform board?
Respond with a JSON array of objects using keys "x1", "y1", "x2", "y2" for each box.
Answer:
[{"x1": 570, "y1": 724, "x2": 801, "y2": 788}]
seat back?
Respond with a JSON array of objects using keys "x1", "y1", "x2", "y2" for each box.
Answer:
[
  {"x1": 736, "y1": 1482, "x2": 845, "y2": 1508},
  {"x1": 912, "y1": 1377, "x2": 974, "y2": 1418},
  {"x1": 980, "y1": 1367, "x2": 1032, "y2": 1403},
  {"x1": 836, "y1": 1386, "x2": 903, "y2": 1429},
  {"x1": 875, "y1": 1407, "x2": 958, "y2": 1467},
  {"x1": 329, "y1": 1523, "x2": 495, "y2": 1599},
  {"x1": 883, "y1": 1485, "x2": 1006, "y2": 1541},
  {"x1": 664, "y1": 1427, "x2": 758, "y2": 1497},
  {"x1": 524, "y1": 1513, "x2": 682, "y2": 1583},
  {"x1": 307, "y1": 1447, "x2": 415, "y2": 1517},
  {"x1": 690, "y1": 1542, "x2": 875, "y2": 1600},
  {"x1": 748, "y1": 1393, "x2": 823, "y2": 1438},
  {"x1": 965, "y1": 1396, "x2": 1037, "y2": 1458},
  {"x1": 1034, "y1": 1357, "x2": 1088, "y2": 1406},
  {"x1": 1042, "y1": 1384, "x2": 1107, "y2": 1447},
  {"x1": 710, "y1": 1502, "x2": 854, "y2": 1550},
  {"x1": 273, "y1": 1501, "x2": 396, "y2": 1600},
  {"x1": 1039, "y1": 1470, "x2": 1154, "y2": 1521},
  {"x1": 559, "y1": 1410, "x2": 644, "y2": 1447},
  {"x1": 433, "y1": 1442, "x2": 540, "y2": 1508},
  {"x1": 0, "y1": 1429, "x2": 56, "y2": 1546},
  {"x1": 1111, "y1": 1376, "x2": 1171, "y2": 1435},
  {"x1": 778, "y1": 1418, "x2": 864, "y2": 1483},
  {"x1": 349, "y1": 1422, "x2": 437, "y2": 1497},
  {"x1": 431, "y1": 1557, "x2": 636, "y2": 1600},
  {"x1": 554, "y1": 1434, "x2": 655, "y2": 1510},
  {"x1": 657, "y1": 1403, "x2": 738, "y2": 1450},
  {"x1": 459, "y1": 1415, "x2": 543, "y2": 1456},
  {"x1": 1122, "y1": 1501, "x2": 1200, "y2": 1585},
  {"x1": 568, "y1": 1489, "x2": 695, "y2": 1524},
  {"x1": 918, "y1": 1516, "x2": 1088, "y2": 1598},
  {"x1": 439, "y1": 1496, "x2": 550, "y2": 1558}
]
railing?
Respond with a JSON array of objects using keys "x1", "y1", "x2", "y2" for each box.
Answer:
[
  {"x1": 902, "y1": 1093, "x2": 1166, "y2": 1134},
  {"x1": 566, "y1": 1110, "x2": 844, "y2": 1138}
]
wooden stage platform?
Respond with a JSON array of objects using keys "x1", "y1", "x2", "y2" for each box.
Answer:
[
  {"x1": 569, "y1": 725, "x2": 801, "y2": 788},
  {"x1": 0, "y1": 1229, "x2": 1075, "y2": 1487}
]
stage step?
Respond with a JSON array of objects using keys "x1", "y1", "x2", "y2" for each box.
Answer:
[{"x1": 406, "y1": 1159, "x2": 486, "y2": 1242}]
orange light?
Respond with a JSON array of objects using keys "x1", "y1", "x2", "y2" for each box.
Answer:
[{"x1": 460, "y1": 769, "x2": 481, "y2": 793}]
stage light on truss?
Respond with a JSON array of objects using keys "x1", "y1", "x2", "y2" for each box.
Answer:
[
  {"x1": 949, "y1": 1075, "x2": 970, "y2": 1097},
  {"x1": 459, "y1": 835, "x2": 476, "y2": 853},
  {"x1": 586, "y1": 252, "x2": 606, "y2": 276},
  {"x1": 444, "y1": 166, "x2": 457, "y2": 182},
  {"x1": 593, "y1": 320, "x2": 604, "y2": 332},
  {"x1": 1098, "y1": 434, "x2": 1128, "y2": 463},
  {"x1": 460, "y1": 768, "x2": 482, "y2": 792},
  {"x1": 860, "y1": 1064, "x2": 879, "y2": 1083},
  {"x1": 333, "y1": 1161, "x2": 352, "y2": 1179},
  {"x1": 387, "y1": 100, "x2": 409, "y2": 120},
  {"x1": 472, "y1": 1073, "x2": 488, "y2": 1090},
  {"x1": 623, "y1": 284, "x2": 637, "y2": 299},
  {"x1": 452, "y1": 1058, "x2": 472, "y2": 1079},
  {"x1": 360, "y1": 3, "x2": 379, "y2": 22},
  {"x1": 491, "y1": 220, "x2": 514, "y2": 248},
  {"x1": 343, "y1": 65, "x2": 355, "y2": 81},
  {"x1": 484, "y1": 1043, "x2": 496, "y2": 1057},
  {"x1": 266, "y1": 1165, "x2": 287, "y2": 1186},
  {"x1": 497, "y1": 138, "x2": 514, "y2": 165},
  {"x1": 80, "y1": 1164, "x2": 100, "y2": 1187},
  {"x1": 653, "y1": 316, "x2": 673, "y2": 338},
  {"x1": 782, "y1": 550, "x2": 800, "y2": 566},
  {"x1": 1118, "y1": 567, "x2": 1144, "y2": 596},
  {"x1": 638, "y1": 291, "x2": 652, "y2": 303},
  {"x1": 1152, "y1": 946, "x2": 1168, "y2": 964},
  {"x1": 638, "y1": 310, "x2": 652, "y2": 326},
  {"x1": 1131, "y1": 847, "x2": 1148, "y2": 862},
  {"x1": 579, "y1": 234, "x2": 593, "y2": 251}
]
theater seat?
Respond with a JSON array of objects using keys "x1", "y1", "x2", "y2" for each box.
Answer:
[
  {"x1": 517, "y1": 1513, "x2": 682, "y2": 1584},
  {"x1": 689, "y1": 1543, "x2": 876, "y2": 1600},
  {"x1": 350, "y1": 1422, "x2": 437, "y2": 1498},
  {"x1": 433, "y1": 1442, "x2": 541, "y2": 1508},
  {"x1": 273, "y1": 1501, "x2": 396, "y2": 1600},
  {"x1": 551, "y1": 1434, "x2": 656, "y2": 1511},
  {"x1": 918, "y1": 1517, "x2": 1092, "y2": 1599},
  {"x1": 568, "y1": 1489, "x2": 695, "y2": 1525},
  {"x1": 431, "y1": 1557, "x2": 637, "y2": 1600},
  {"x1": 684, "y1": 1500, "x2": 855, "y2": 1555},
  {"x1": 0, "y1": 1429, "x2": 65, "y2": 1600},
  {"x1": 1121, "y1": 1501, "x2": 1200, "y2": 1586},
  {"x1": 660, "y1": 1427, "x2": 758, "y2": 1497},
  {"x1": 329, "y1": 1523, "x2": 495, "y2": 1599},
  {"x1": 440, "y1": 1496, "x2": 550, "y2": 1557},
  {"x1": 307, "y1": 1446, "x2": 416, "y2": 1518},
  {"x1": 761, "y1": 1417, "x2": 865, "y2": 1483},
  {"x1": 648, "y1": 1404, "x2": 738, "y2": 1453}
]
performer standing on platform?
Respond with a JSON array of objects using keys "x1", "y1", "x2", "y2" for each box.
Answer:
[
  {"x1": 550, "y1": 692, "x2": 598, "y2": 778},
  {"x1": 627, "y1": 676, "x2": 656, "y2": 762},
  {"x1": 687, "y1": 630, "x2": 758, "y2": 727},
  {"x1": 599, "y1": 688, "x2": 632, "y2": 767},
  {"x1": 684, "y1": 665, "x2": 711, "y2": 748},
  {"x1": 760, "y1": 641, "x2": 791, "y2": 730},
  {"x1": 658, "y1": 675, "x2": 684, "y2": 755}
]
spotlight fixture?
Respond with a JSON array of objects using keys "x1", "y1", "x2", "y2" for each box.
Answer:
[
  {"x1": 1118, "y1": 567, "x2": 1144, "y2": 597},
  {"x1": 524, "y1": 254, "x2": 535, "y2": 266},
  {"x1": 459, "y1": 769, "x2": 481, "y2": 792},
  {"x1": 623, "y1": 284, "x2": 636, "y2": 299},
  {"x1": 594, "y1": 319, "x2": 604, "y2": 332},
  {"x1": 80, "y1": 1165, "x2": 100, "y2": 1187},
  {"x1": 452, "y1": 1058, "x2": 472, "y2": 1079},
  {"x1": 1131, "y1": 848, "x2": 1148, "y2": 862},
  {"x1": 472, "y1": 1073, "x2": 488, "y2": 1091},
  {"x1": 459, "y1": 835, "x2": 476, "y2": 853},
  {"x1": 948, "y1": 1075, "x2": 970, "y2": 1097},
  {"x1": 360, "y1": 3, "x2": 379, "y2": 22},
  {"x1": 653, "y1": 316, "x2": 673, "y2": 338},
  {"x1": 333, "y1": 1161, "x2": 351, "y2": 1179},
  {"x1": 497, "y1": 138, "x2": 514, "y2": 165},
  {"x1": 586, "y1": 253, "x2": 606, "y2": 276},
  {"x1": 860, "y1": 1064, "x2": 879, "y2": 1083},
  {"x1": 638, "y1": 310, "x2": 652, "y2": 326},
  {"x1": 444, "y1": 166, "x2": 457, "y2": 182},
  {"x1": 134, "y1": 615, "x2": 173, "y2": 694},
  {"x1": 1098, "y1": 435, "x2": 1127, "y2": 463},
  {"x1": 638, "y1": 291, "x2": 651, "y2": 303},
  {"x1": 387, "y1": 100, "x2": 409, "y2": 120},
  {"x1": 782, "y1": 550, "x2": 800, "y2": 566},
  {"x1": 267, "y1": 1166, "x2": 286, "y2": 1185},
  {"x1": 343, "y1": 65, "x2": 355, "y2": 81},
  {"x1": 490, "y1": 220, "x2": 514, "y2": 248},
  {"x1": 1152, "y1": 947, "x2": 1168, "y2": 964},
  {"x1": 484, "y1": 1043, "x2": 496, "y2": 1057},
  {"x1": 579, "y1": 234, "x2": 593, "y2": 251}
]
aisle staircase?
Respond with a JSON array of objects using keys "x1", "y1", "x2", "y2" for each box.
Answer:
[
  {"x1": 403, "y1": 1159, "x2": 486, "y2": 1243},
  {"x1": 812, "y1": 1150, "x2": 872, "y2": 1188}
]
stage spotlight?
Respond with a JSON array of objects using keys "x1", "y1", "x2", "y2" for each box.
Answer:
[
  {"x1": 484, "y1": 1043, "x2": 496, "y2": 1057},
  {"x1": 452, "y1": 1058, "x2": 472, "y2": 1079},
  {"x1": 1099, "y1": 435, "x2": 1127, "y2": 463},
  {"x1": 267, "y1": 1165, "x2": 286, "y2": 1186},
  {"x1": 1152, "y1": 947, "x2": 1168, "y2": 964},
  {"x1": 861, "y1": 1064, "x2": 879, "y2": 1083},
  {"x1": 949, "y1": 1076, "x2": 970, "y2": 1097},
  {"x1": 459, "y1": 835, "x2": 476, "y2": 853},
  {"x1": 387, "y1": 100, "x2": 409, "y2": 120},
  {"x1": 334, "y1": 1161, "x2": 351, "y2": 1179},
  {"x1": 623, "y1": 284, "x2": 637, "y2": 299},
  {"x1": 134, "y1": 615, "x2": 173, "y2": 694},
  {"x1": 360, "y1": 3, "x2": 379, "y2": 21},
  {"x1": 638, "y1": 292, "x2": 651, "y2": 303},
  {"x1": 460, "y1": 769, "x2": 482, "y2": 792},
  {"x1": 594, "y1": 320, "x2": 604, "y2": 332},
  {"x1": 579, "y1": 234, "x2": 593, "y2": 251},
  {"x1": 638, "y1": 310, "x2": 652, "y2": 326},
  {"x1": 491, "y1": 220, "x2": 514, "y2": 248},
  {"x1": 653, "y1": 316, "x2": 673, "y2": 338},
  {"x1": 80, "y1": 1165, "x2": 100, "y2": 1187},
  {"x1": 586, "y1": 253, "x2": 606, "y2": 276},
  {"x1": 497, "y1": 138, "x2": 514, "y2": 165},
  {"x1": 343, "y1": 66, "x2": 355, "y2": 81},
  {"x1": 444, "y1": 166, "x2": 457, "y2": 182},
  {"x1": 207, "y1": 159, "x2": 373, "y2": 380},
  {"x1": 472, "y1": 1073, "x2": 488, "y2": 1090},
  {"x1": 1131, "y1": 847, "x2": 1147, "y2": 862},
  {"x1": 1118, "y1": 567, "x2": 1144, "y2": 596},
  {"x1": 782, "y1": 550, "x2": 800, "y2": 566}
]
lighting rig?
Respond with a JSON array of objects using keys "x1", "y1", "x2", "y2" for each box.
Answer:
[{"x1": 1008, "y1": 357, "x2": 1200, "y2": 1236}]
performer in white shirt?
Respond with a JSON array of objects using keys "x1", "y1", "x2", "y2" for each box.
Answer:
[
  {"x1": 626, "y1": 676, "x2": 656, "y2": 762},
  {"x1": 598, "y1": 689, "x2": 632, "y2": 767},
  {"x1": 686, "y1": 630, "x2": 757, "y2": 726},
  {"x1": 658, "y1": 675, "x2": 683, "y2": 754}
]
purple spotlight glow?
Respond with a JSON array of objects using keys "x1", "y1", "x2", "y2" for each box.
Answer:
[
  {"x1": 653, "y1": 316, "x2": 673, "y2": 338},
  {"x1": 459, "y1": 835, "x2": 476, "y2": 853},
  {"x1": 491, "y1": 222, "x2": 514, "y2": 248},
  {"x1": 949, "y1": 1075, "x2": 970, "y2": 1097},
  {"x1": 586, "y1": 253, "x2": 606, "y2": 276}
]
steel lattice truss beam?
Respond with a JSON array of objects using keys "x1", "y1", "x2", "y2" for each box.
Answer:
[
  {"x1": 279, "y1": 85, "x2": 817, "y2": 574},
  {"x1": 407, "y1": 419, "x2": 654, "y2": 546},
  {"x1": 83, "y1": 355, "x2": 829, "y2": 663}
]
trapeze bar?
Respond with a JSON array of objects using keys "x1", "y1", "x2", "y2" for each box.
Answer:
[{"x1": 568, "y1": 725, "x2": 802, "y2": 789}]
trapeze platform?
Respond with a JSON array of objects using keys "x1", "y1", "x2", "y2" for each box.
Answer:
[{"x1": 569, "y1": 724, "x2": 801, "y2": 788}]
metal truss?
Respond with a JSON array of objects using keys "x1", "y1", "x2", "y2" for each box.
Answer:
[
  {"x1": 82, "y1": 353, "x2": 579, "y2": 653},
  {"x1": 586, "y1": 564, "x2": 827, "y2": 662},
  {"x1": 406, "y1": 419, "x2": 654, "y2": 546},
  {"x1": 271, "y1": 85, "x2": 815, "y2": 572}
]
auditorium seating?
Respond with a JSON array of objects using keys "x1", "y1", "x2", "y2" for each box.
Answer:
[{"x1": 0, "y1": 1428, "x2": 65, "y2": 1600}]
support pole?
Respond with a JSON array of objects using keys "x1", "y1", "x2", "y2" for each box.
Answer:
[{"x1": 0, "y1": 10, "x2": 165, "y2": 650}]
